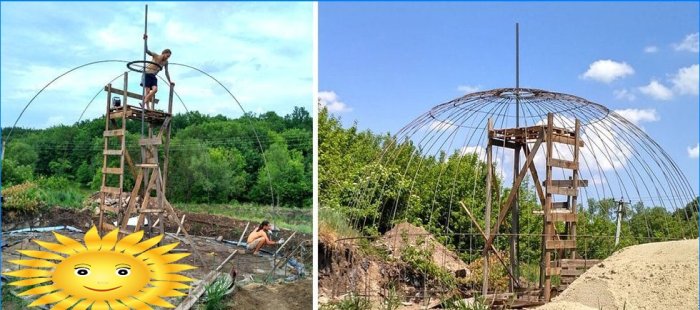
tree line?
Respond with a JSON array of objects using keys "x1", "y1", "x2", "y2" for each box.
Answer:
[
  {"x1": 319, "y1": 107, "x2": 698, "y2": 263},
  {"x1": 2, "y1": 107, "x2": 312, "y2": 208}
]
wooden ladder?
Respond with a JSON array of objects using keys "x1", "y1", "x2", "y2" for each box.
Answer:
[
  {"x1": 98, "y1": 83, "x2": 128, "y2": 232},
  {"x1": 543, "y1": 113, "x2": 585, "y2": 301}
]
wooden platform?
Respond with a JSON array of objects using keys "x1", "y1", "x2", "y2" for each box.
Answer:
[{"x1": 109, "y1": 104, "x2": 171, "y2": 124}]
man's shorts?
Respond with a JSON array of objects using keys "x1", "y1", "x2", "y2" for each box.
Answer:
[
  {"x1": 246, "y1": 237, "x2": 262, "y2": 251},
  {"x1": 140, "y1": 73, "x2": 158, "y2": 89}
]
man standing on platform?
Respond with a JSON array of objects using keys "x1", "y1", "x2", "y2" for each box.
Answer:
[{"x1": 141, "y1": 34, "x2": 174, "y2": 110}]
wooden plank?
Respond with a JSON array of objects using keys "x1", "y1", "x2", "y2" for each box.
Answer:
[
  {"x1": 140, "y1": 208, "x2": 165, "y2": 213},
  {"x1": 545, "y1": 179, "x2": 589, "y2": 187},
  {"x1": 548, "y1": 212, "x2": 578, "y2": 223},
  {"x1": 490, "y1": 138, "x2": 519, "y2": 149},
  {"x1": 548, "y1": 158, "x2": 578, "y2": 170},
  {"x1": 137, "y1": 163, "x2": 159, "y2": 168},
  {"x1": 546, "y1": 240, "x2": 576, "y2": 249},
  {"x1": 105, "y1": 86, "x2": 159, "y2": 103},
  {"x1": 547, "y1": 186, "x2": 578, "y2": 197},
  {"x1": 101, "y1": 186, "x2": 121, "y2": 195},
  {"x1": 560, "y1": 259, "x2": 601, "y2": 268},
  {"x1": 103, "y1": 149, "x2": 122, "y2": 156},
  {"x1": 139, "y1": 138, "x2": 162, "y2": 146},
  {"x1": 545, "y1": 267, "x2": 561, "y2": 276},
  {"x1": 109, "y1": 111, "x2": 126, "y2": 119},
  {"x1": 102, "y1": 167, "x2": 123, "y2": 175},
  {"x1": 119, "y1": 172, "x2": 144, "y2": 231},
  {"x1": 550, "y1": 134, "x2": 584, "y2": 147},
  {"x1": 103, "y1": 129, "x2": 125, "y2": 137}
]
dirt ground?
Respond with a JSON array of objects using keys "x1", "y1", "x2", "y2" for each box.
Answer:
[
  {"x1": 228, "y1": 278, "x2": 313, "y2": 310},
  {"x1": 2, "y1": 207, "x2": 312, "y2": 309},
  {"x1": 536, "y1": 239, "x2": 699, "y2": 310}
]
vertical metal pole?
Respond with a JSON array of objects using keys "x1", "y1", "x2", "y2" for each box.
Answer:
[
  {"x1": 615, "y1": 198, "x2": 623, "y2": 246},
  {"x1": 510, "y1": 22, "x2": 521, "y2": 289},
  {"x1": 140, "y1": 5, "x2": 149, "y2": 224},
  {"x1": 483, "y1": 118, "x2": 493, "y2": 298}
]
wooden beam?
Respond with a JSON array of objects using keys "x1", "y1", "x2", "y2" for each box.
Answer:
[
  {"x1": 548, "y1": 212, "x2": 578, "y2": 223},
  {"x1": 545, "y1": 179, "x2": 588, "y2": 187},
  {"x1": 550, "y1": 134, "x2": 584, "y2": 147},
  {"x1": 485, "y1": 130, "x2": 544, "y2": 250},
  {"x1": 490, "y1": 138, "x2": 519, "y2": 149},
  {"x1": 274, "y1": 231, "x2": 297, "y2": 256},
  {"x1": 174, "y1": 251, "x2": 238, "y2": 310},
  {"x1": 460, "y1": 202, "x2": 520, "y2": 288},
  {"x1": 105, "y1": 86, "x2": 159, "y2": 103},
  {"x1": 119, "y1": 172, "x2": 144, "y2": 231},
  {"x1": 102, "y1": 167, "x2": 123, "y2": 175},
  {"x1": 101, "y1": 186, "x2": 121, "y2": 195},
  {"x1": 547, "y1": 186, "x2": 578, "y2": 197},
  {"x1": 237, "y1": 222, "x2": 250, "y2": 246},
  {"x1": 545, "y1": 240, "x2": 576, "y2": 250},
  {"x1": 523, "y1": 144, "x2": 545, "y2": 206},
  {"x1": 103, "y1": 129, "x2": 125, "y2": 137},
  {"x1": 548, "y1": 158, "x2": 578, "y2": 170},
  {"x1": 139, "y1": 137, "x2": 162, "y2": 146}
]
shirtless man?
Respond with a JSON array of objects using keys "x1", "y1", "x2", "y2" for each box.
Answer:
[
  {"x1": 141, "y1": 34, "x2": 174, "y2": 110},
  {"x1": 246, "y1": 220, "x2": 282, "y2": 256}
]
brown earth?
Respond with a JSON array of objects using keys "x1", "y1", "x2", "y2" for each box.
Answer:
[
  {"x1": 228, "y1": 278, "x2": 313, "y2": 310},
  {"x1": 536, "y1": 239, "x2": 699, "y2": 310}
]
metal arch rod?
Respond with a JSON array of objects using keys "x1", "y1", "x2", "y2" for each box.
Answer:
[{"x1": 4, "y1": 59, "x2": 129, "y2": 147}]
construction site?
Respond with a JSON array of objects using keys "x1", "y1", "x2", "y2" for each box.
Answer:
[
  {"x1": 1, "y1": 5, "x2": 312, "y2": 309},
  {"x1": 318, "y1": 24, "x2": 698, "y2": 310}
]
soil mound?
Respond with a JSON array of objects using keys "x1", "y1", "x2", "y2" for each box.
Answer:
[
  {"x1": 230, "y1": 278, "x2": 312, "y2": 310},
  {"x1": 379, "y1": 222, "x2": 469, "y2": 275},
  {"x1": 538, "y1": 239, "x2": 699, "y2": 310}
]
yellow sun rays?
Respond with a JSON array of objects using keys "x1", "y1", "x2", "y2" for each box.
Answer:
[{"x1": 3, "y1": 226, "x2": 195, "y2": 309}]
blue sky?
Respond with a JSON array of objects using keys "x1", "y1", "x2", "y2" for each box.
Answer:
[
  {"x1": 1, "y1": 2, "x2": 313, "y2": 128},
  {"x1": 320, "y1": 2, "x2": 699, "y2": 196}
]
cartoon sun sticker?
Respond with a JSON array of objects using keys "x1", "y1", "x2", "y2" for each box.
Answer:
[{"x1": 3, "y1": 226, "x2": 196, "y2": 309}]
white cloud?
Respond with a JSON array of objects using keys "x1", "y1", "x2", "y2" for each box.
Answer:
[
  {"x1": 613, "y1": 89, "x2": 636, "y2": 101},
  {"x1": 644, "y1": 46, "x2": 659, "y2": 53},
  {"x1": 457, "y1": 85, "x2": 480, "y2": 93},
  {"x1": 688, "y1": 143, "x2": 699, "y2": 159},
  {"x1": 318, "y1": 91, "x2": 351, "y2": 113},
  {"x1": 671, "y1": 64, "x2": 699, "y2": 96},
  {"x1": 613, "y1": 108, "x2": 659, "y2": 125},
  {"x1": 674, "y1": 33, "x2": 699, "y2": 53},
  {"x1": 581, "y1": 59, "x2": 635, "y2": 83},
  {"x1": 638, "y1": 80, "x2": 674, "y2": 101},
  {"x1": 428, "y1": 120, "x2": 456, "y2": 131}
]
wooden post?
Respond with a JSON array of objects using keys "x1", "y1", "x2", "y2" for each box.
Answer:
[
  {"x1": 543, "y1": 113, "x2": 554, "y2": 301},
  {"x1": 238, "y1": 222, "x2": 250, "y2": 246},
  {"x1": 571, "y1": 119, "x2": 580, "y2": 259},
  {"x1": 483, "y1": 118, "x2": 493, "y2": 297}
]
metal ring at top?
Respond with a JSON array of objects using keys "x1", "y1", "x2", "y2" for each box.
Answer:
[{"x1": 126, "y1": 60, "x2": 162, "y2": 73}]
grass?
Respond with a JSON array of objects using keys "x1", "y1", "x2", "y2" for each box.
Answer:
[{"x1": 174, "y1": 203, "x2": 312, "y2": 234}]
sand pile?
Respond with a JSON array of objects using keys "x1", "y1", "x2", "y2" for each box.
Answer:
[
  {"x1": 379, "y1": 222, "x2": 469, "y2": 275},
  {"x1": 537, "y1": 239, "x2": 699, "y2": 310}
]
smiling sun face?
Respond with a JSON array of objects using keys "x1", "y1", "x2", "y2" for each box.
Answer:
[{"x1": 4, "y1": 227, "x2": 195, "y2": 309}]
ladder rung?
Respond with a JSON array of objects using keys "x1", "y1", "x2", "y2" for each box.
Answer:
[
  {"x1": 545, "y1": 179, "x2": 588, "y2": 188},
  {"x1": 103, "y1": 149, "x2": 123, "y2": 156},
  {"x1": 545, "y1": 267, "x2": 561, "y2": 276},
  {"x1": 137, "y1": 164, "x2": 159, "y2": 168},
  {"x1": 548, "y1": 158, "x2": 578, "y2": 170},
  {"x1": 547, "y1": 212, "x2": 578, "y2": 222},
  {"x1": 102, "y1": 167, "x2": 123, "y2": 175},
  {"x1": 547, "y1": 186, "x2": 578, "y2": 196},
  {"x1": 109, "y1": 111, "x2": 126, "y2": 119},
  {"x1": 140, "y1": 208, "x2": 165, "y2": 213},
  {"x1": 139, "y1": 138, "x2": 162, "y2": 146},
  {"x1": 103, "y1": 129, "x2": 125, "y2": 137},
  {"x1": 101, "y1": 186, "x2": 122, "y2": 195},
  {"x1": 546, "y1": 240, "x2": 576, "y2": 250},
  {"x1": 550, "y1": 134, "x2": 584, "y2": 147}
]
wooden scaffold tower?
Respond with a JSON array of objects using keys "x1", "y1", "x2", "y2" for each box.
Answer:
[
  {"x1": 483, "y1": 112, "x2": 587, "y2": 302},
  {"x1": 96, "y1": 71, "x2": 206, "y2": 267}
]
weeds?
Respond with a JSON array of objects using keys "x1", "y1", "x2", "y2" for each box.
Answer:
[{"x1": 201, "y1": 275, "x2": 234, "y2": 310}]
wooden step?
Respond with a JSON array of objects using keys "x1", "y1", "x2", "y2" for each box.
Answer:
[
  {"x1": 545, "y1": 267, "x2": 561, "y2": 276},
  {"x1": 545, "y1": 179, "x2": 588, "y2": 188},
  {"x1": 546, "y1": 240, "x2": 576, "y2": 250},
  {"x1": 140, "y1": 208, "x2": 165, "y2": 213},
  {"x1": 547, "y1": 212, "x2": 578, "y2": 222},
  {"x1": 102, "y1": 167, "x2": 123, "y2": 175},
  {"x1": 103, "y1": 129, "x2": 125, "y2": 137},
  {"x1": 550, "y1": 134, "x2": 584, "y2": 147},
  {"x1": 103, "y1": 149, "x2": 123, "y2": 156},
  {"x1": 552, "y1": 202, "x2": 569, "y2": 209},
  {"x1": 139, "y1": 138, "x2": 162, "y2": 146},
  {"x1": 547, "y1": 185, "x2": 578, "y2": 196},
  {"x1": 109, "y1": 111, "x2": 127, "y2": 119},
  {"x1": 101, "y1": 186, "x2": 122, "y2": 195},
  {"x1": 137, "y1": 164, "x2": 159, "y2": 169},
  {"x1": 548, "y1": 158, "x2": 578, "y2": 170}
]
